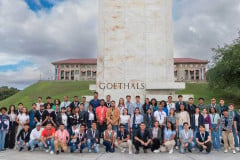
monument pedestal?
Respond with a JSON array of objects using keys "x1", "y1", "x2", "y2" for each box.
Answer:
[{"x1": 95, "y1": 0, "x2": 185, "y2": 102}]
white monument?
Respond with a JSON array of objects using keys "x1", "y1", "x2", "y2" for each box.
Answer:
[{"x1": 96, "y1": 0, "x2": 185, "y2": 101}]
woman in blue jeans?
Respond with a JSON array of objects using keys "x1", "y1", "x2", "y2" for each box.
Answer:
[
  {"x1": 103, "y1": 123, "x2": 115, "y2": 153},
  {"x1": 209, "y1": 107, "x2": 221, "y2": 151},
  {"x1": 0, "y1": 107, "x2": 9, "y2": 151}
]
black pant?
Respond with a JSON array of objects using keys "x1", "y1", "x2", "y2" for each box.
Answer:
[
  {"x1": 97, "y1": 122, "x2": 106, "y2": 144},
  {"x1": 151, "y1": 138, "x2": 160, "y2": 151},
  {"x1": 135, "y1": 141, "x2": 150, "y2": 151},
  {"x1": 198, "y1": 141, "x2": 212, "y2": 153},
  {"x1": 5, "y1": 122, "x2": 17, "y2": 149}
]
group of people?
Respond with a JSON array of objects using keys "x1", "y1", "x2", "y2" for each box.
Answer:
[{"x1": 0, "y1": 92, "x2": 240, "y2": 156}]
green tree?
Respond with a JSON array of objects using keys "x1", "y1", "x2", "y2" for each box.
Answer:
[{"x1": 206, "y1": 35, "x2": 240, "y2": 103}]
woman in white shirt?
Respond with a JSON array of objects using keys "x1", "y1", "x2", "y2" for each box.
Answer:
[
  {"x1": 16, "y1": 107, "x2": 29, "y2": 147},
  {"x1": 119, "y1": 108, "x2": 130, "y2": 131},
  {"x1": 86, "y1": 104, "x2": 96, "y2": 129},
  {"x1": 178, "y1": 104, "x2": 190, "y2": 136},
  {"x1": 118, "y1": 98, "x2": 126, "y2": 115}
]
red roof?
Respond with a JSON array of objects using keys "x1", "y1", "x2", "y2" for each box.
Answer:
[
  {"x1": 174, "y1": 58, "x2": 208, "y2": 64},
  {"x1": 52, "y1": 58, "x2": 208, "y2": 65},
  {"x1": 52, "y1": 58, "x2": 97, "y2": 65}
]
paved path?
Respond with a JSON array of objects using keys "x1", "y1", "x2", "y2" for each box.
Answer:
[{"x1": 0, "y1": 148, "x2": 239, "y2": 160}]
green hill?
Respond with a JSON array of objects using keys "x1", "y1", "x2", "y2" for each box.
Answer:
[
  {"x1": 0, "y1": 81, "x2": 95, "y2": 108},
  {"x1": 0, "y1": 81, "x2": 236, "y2": 109}
]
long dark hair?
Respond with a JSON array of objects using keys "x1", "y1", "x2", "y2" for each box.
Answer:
[
  {"x1": 167, "y1": 121, "x2": 175, "y2": 131},
  {"x1": 8, "y1": 105, "x2": 16, "y2": 114}
]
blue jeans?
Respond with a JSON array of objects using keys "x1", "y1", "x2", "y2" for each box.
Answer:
[
  {"x1": 44, "y1": 139, "x2": 54, "y2": 151},
  {"x1": 193, "y1": 126, "x2": 199, "y2": 147},
  {"x1": 87, "y1": 139, "x2": 99, "y2": 153},
  {"x1": 232, "y1": 127, "x2": 239, "y2": 148},
  {"x1": 178, "y1": 125, "x2": 184, "y2": 137},
  {"x1": 180, "y1": 142, "x2": 195, "y2": 153},
  {"x1": 103, "y1": 140, "x2": 115, "y2": 153},
  {"x1": 18, "y1": 139, "x2": 30, "y2": 149},
  {"x1": 0, "y1": 130, "x2": 7, "y2": 150},
  {"x1": 112, "y1": 125, "x2": 118, "y2": 134},
  {"x1": 29, "y1": 140, "x2": 43, "y2": 149},
  {"x1": 211, "y1": 124, "x2": 220, "y2": 150},
  {"x1": 70, "y1": 142, "x2": 86, "y2": 152},
  {"x1": 124, "y1": 123, "x2": 129, "y2": 132}
]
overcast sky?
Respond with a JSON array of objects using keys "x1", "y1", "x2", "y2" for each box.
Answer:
[{"x1": 0, "y1": 0, "x2": 239, "y2": 89}]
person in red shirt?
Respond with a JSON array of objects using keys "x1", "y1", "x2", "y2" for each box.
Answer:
[
  {"x1": 41, "y1": 122, "x2": 55, "y2": 154},
  {"x1": 95, "y1": 99, "x2": 108, "y2": 144}
]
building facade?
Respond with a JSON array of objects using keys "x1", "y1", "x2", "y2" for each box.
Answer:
[{"x1": 52, "y1": 58, "x2": 208, "y2": 82}]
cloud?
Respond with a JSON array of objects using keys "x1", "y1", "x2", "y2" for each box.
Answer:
[{"x1": 0, "y1": 0, "x2": 239, "y2": 89}]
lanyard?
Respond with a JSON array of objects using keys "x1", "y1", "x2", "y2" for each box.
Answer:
[
  {"x1": 159, "y1": 111, "x2": 162, "y2": 120},
  {"x1": 212, "y1": 114, "x2": 216, "y2": 123},
  {"x1": 183, "y1": 130, "x2": 189, "y2": 139},
  {"x1": 200, "y1": 132, "x2": 205, "y2": 141},
  {"x1": 92, "y1": 129, "x2": 95, "y2": 137}
]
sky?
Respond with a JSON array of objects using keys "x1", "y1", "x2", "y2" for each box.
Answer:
[{"x1": 0, "y1": 0, "x2": 239, "y2": 89}]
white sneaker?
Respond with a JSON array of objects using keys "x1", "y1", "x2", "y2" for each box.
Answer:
[
  {"x1": 30, "y1": 148, "x2": 34, "y2": 152},
  {"x1": 129, "y1": 151, "x2": 132, "y2": 154},
  {"x1": 169, "y1": 148, "x2": 173, "y2": 154},
  {"x1": 233, "y1": 150, "x2": 236, "y2": 154},
  {"x1": 50, "y1": 151, "x2": 54, "y2": 154},
  {"x1": 175, "y1": 146, "x2": 179, "y2": 150},
  {"x1": 45, "y1": 149, "x2": 49, "y2": 153},
  {"x1": 236, "y1": 147, "x2": 239, "y2": 152},
  {"x1": 153, "y1": 150, "x2": 159, "y2": 153},
  {"x1": 88, "y1": 150, "x2": 92, "y2": 153},
  {"x1": 121, "y1": 149, "x2": 126, "y2": 153},
  {"x1": 224, "y1": 149, "x2": 228, "y2": 153}
]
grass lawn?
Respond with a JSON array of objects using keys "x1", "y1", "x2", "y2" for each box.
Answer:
[{"x1": 0, "y1": 81, "x2": 237, "y2": 109}]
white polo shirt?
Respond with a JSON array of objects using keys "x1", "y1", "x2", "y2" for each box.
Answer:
[{"x1": 154, "y1": 110, "x2": 167, "y2": 125}]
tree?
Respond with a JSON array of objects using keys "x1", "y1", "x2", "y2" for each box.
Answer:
[{"x1": 206, "y1": 35, "x2": 240, "y2": 102}]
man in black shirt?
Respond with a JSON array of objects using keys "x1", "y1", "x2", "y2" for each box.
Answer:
[
  {"x1": 70, "y1": 96, "x2": 80, "y2": 111},
  {"x1": 17, "y1": 124, "x2": 31, "y2": 152},
  {"x1": 50, "y1": 105, "x2": 60, "y2": 128},
  {"x1": 44, "y1": 96, "x2": 54, "y2": 109},
  {"x1": 34, "y1": 104, "x2": 49, "y2": 126},
  {"x1": 196, "y1": 124, "x2": 212, "y2": 153},
  {"x1": 134, "y1": 122, "x2": 152, "y2": 154},
  {"x1": 115, "y1": 124, "x2": 133, "y2": 154}
]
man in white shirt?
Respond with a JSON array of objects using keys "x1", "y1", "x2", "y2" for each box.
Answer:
[
  {"x1": 29, "y1": 123, "x2": 43, "y2": 151},
  {"x1": 60, "y1": 96, "x2": 71, "y2": 109},
  {"x1": 154, "y1": 104, "x2": 167, "y2": 126},
  {"x1": 167, "y1": 96, "x2": 175, "y2": 113}
]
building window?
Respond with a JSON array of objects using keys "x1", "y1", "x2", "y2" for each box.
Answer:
[
  {"x1": 81, "y1": 71, "x2": 86, "y2": 77},
  {"x1": 75, "y1": 70, "x2": 79, "y2": 74},
  {"x1": 66, "y1": 65, "x2": 69, "y2": 68},
  {"x1": 61, "y1": 70, "x2": 64, "y2": 80},
  {"x1": 71, "y1": 70, "x2": 74, "y2": 80},
  {"x1": 92, "y1": 72, "x2": 96, "y2": 77},
  {"x1": 76, "y1": 65, "x2": 79, "y2": 68},
  {"x1": 87, "y1": 70, "x2": 91, "y2": 77},
  {"x1": 196, "y1": 70, "x2": 200, "y2": 80},
  {"x1": 61, "y1": 64, "x2": 64, "y2": 68},
  {"x1": 71, "y1": 65, "x2": 74, "y2": 68}
]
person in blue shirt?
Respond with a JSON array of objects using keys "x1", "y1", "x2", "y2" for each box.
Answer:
[
  {"x1": 89, "y1": 92, "x2": 100, "y2": 112},
  {"x1": 175, "y1": 95, "x2": 187, "y2": 112},
  {"x1": 29, "y1": 103, "x2": 37, "y2": 130},
  {"x1": 160, "y1": 100, "x2": 169, "y2": 116},
  {"x1": 0, "y1": 107, "x2": 9, "y2": 151}
]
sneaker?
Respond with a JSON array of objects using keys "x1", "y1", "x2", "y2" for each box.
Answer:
[
  {"x1": 45, "y1": 149, "x2": 49, "y2": 153},
  {"x1": 233, "y1": 150, "x2": 236, "y2": 154},
  {"x1": 88, "y1": 149, "x2": 92, "y2": 153},
  {"x1": 153, "y1": 150, "x2": 159, "y2": 153},
  {"x1": 79, "y1": 150, "x2": 82, "y2": 153},
  {"x1": 121, "y1": 149, "x2": 126, "y2": 153},
  {"x1": 224, "y1": 149, "x2": 228, "y2": 153},
  {"x1": 61, "y1": 149, "x2": 64, "y2": 153},
  {"x1": 135, "y1": 151, "x2": 139, "y2": 154},
  {"x1": 129, "y1": 151, "x2": 132, "y2": 154},
  {"x1": 169, "y1": 148, "x2": 173, "y2": 154},
  {"x1": 30, "y1": 148, "x2": 34, "y2": 152},
  {"x1": 188, "y1": 149, "x2": 192, "y2": 153},
  {"x1": 27, "y1": 147, "x2": 31, "y2": 151},
  {"x1": 56, "y1": 151, "x2": 59, "y2": 155},
  {"x1": 19, "y1": 147, "x2": 24, "y2": 152},
  {"x1": 236, "y1": 147, "x2": 239, "y2": 152},
  {"x1": 175, "y1": 146, "x2": 179, "y2": 150},
  {"x1": 50, "y1": 150, "x2": 54, "y2": 154}
]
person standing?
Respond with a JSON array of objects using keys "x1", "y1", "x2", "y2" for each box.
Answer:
[
  {"x1": 179, "y1": 122, "x2": 194, "y2": 154},
  {"x1": 34, "y1": 104, "x2": 49, "y2": 126},
  {"x1": 178, "y1": 104, "x2": 190, "y2": 134},
  {"x1": 60, "y1": 96, "x2": 71, "y2": 110},
  {"x1": 81, "y1": 96, "x2": 89, "y2": 112},
  {"x1": 142, "y1": 98, "x2": 151, "y2": 114},
  {"x1": 219, "y1": 98, "x2": 228, "y2": 115},
  {"x1": 106, "y1": 101, "x2": 120, "y2": 133},
  {"x1": 36, "y1": 97, "x2": 44, "y2": 110},
  {"x1": 125, "y1": 95, "x2": 133, "y2": 115},
  {"x1": 132, "y1": 96, "x2": 143, "y2": 114},
  {"x1": 130, "y1": 108, "x2": 143, "y2": 142},
  {"x1": 154, "y1": 103, "x2": 167, "y2": 126},
  {"x1": 150, "y1": 98, "x2": 158, "y2": 113},
  {"x1": 29, "y1": 103, "x2": 37, "y2": 130},
  {"x1": 86, "y1": 122, "x2": 99, "y2": 153},
  {"x1": 28, "y1": 122, "x2": 43, "y2": 151},
  {"x1": 118, "y1": 98, "x2": 126, "y2": 115},
  {"x1": 196, "y1": 125, "x2": 212, "y2": 153},
  {"x1": 105, "y1": 95, "x2": 112, "y2": 108},
  {"x1": 95, "y1": 99, "x2": 108, "y2": 144},
  {"x1": 186, "y1": 97, "x2": 196, "y2": 130},
  {"x1": 115, "y1": 124, "x2": 133, "y2": 154},
  {"x1": 5, "y1": 105, "x2": 17, "y2": 149},
  {"x1": 202, "y1": 108, "x2": 212, "y2": 133},
  {"x1": 144, "y1": 108, "x2": 154, "y2": 130},
  {"x1": 220, "y1": 109, "x2": 236, "y2": 154},
  {"x1": 228, "y1": 103, "x2": 239, "y2": 151},
  {"x1": 89, "y1": 92, "x2": 101, "y2": 112},
  {"x1": 134, "y1": 123, "x2": 152, "y2": 154},
  {"x1": 175, "y1": 95, "x2": 187, "y2": 112},
  {"x1": 70, "y1": 96, "x2": 80, "y2": 111},
  {"x1": 207, "y1": 98, "x2": 220, "y2": 114},
  {"x1": 167, "y1": 96, "x2": 175, "y2": 113},
  {"x1": 50, "y1": 104, "x2": 60, "y2": 128},
  {"x1": 119, "y1": 108, "x2": 130, "y2": 132},
  {"x1": 86, "y1": 104, "x2": 96, "y2": 129},
  {"x1": 54, "y1": 123, "x2": 70, "y2": 155},
  {"x1": 0, "y1": 107, "x2": 9, "y2": 151},
  {"x1": 234, "y1": 107, "x2": 240, "y2": 152},
  {"x1": 198, "y1": 98, "x2": 206, "y2": 112},
  {"x1": 210, "y1": 107, "x2": 221, "y2": 151}
]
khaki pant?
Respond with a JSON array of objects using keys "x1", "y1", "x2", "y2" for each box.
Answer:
[
  {"x1": 160, "y1": 140, "x2": 175, "y2": 152},
  {"x1": 54, "y1": 140, "x2": 68, "y2": 152},
  {"x1": 222, "y1": 131, "x2": 235, "y2": 150},
  {"x1": 115, "y1": 140, "x2": 133, "y2": 153}
]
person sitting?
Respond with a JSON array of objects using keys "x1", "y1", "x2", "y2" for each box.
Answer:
[
  {"x1": 115, "y1": 123, "x2": 133, "y2": 154},
  {"x1": 151, "y1": 121, "x2": 163, "y2": 153},
  {"x1": 86, "y1": 121, "x2": 99, "y2": 153},
  {"x1": 196, "y1": 124, "x2": 212, "y2": 153},
  {"x1": 70, "y1": 124, "x2": 87, "y2": 153},
  {"x1": 160, "y1": 121, "x2": 176, "y2": 154},
  {"x1": 134, "y1": 122, "x2": 152, "y2": 154},
  {"x1": 17, "y1": 124, "x2": 31, "y2": 152},
  {"x1": 103, "y1": 123, "x2": 115, "y2": 153},
  {"x1": 28, "y1": 122, "x2": 43, "y2": 151},
  {"x1": 54, "y1": 123, "x2": 70, "y2": 155},
  {"x1": 41, "y1": 122, "x2": 55, "y2": 154},
  {"x1": 179, "y1": 122, "x2": 194, "y2": 154}
]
